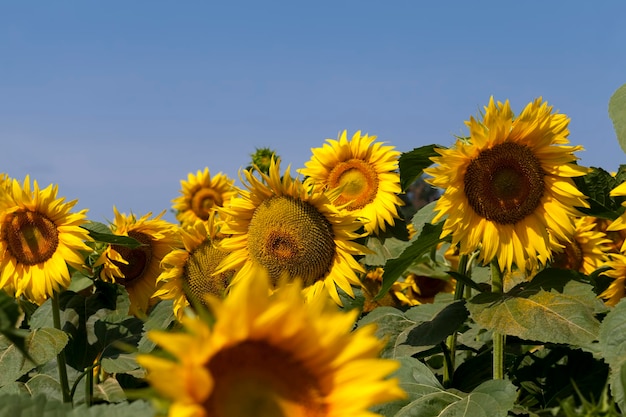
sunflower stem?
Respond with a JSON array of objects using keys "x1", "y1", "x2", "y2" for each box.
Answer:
[
  {"x1": 490, "y1": 260, "x2": 505, "y2": 380},
  {"x1": 51, "y1": 292, "x2": 72, "y2": 403},
  {"x1": 443, "y1": 253, "x2": 469, "y2": 387}
]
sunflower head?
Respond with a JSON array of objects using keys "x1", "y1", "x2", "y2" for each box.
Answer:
[
  {"x1": 154, "y1": 217, "x2": 235, "y2": 320},
  {"x1": 0, "y1": 176, "x2": 91, "y2": 304},
  {"x1": 217, "y1": 157, "x2": 368, "y2": 305},
  {"x1": 599, "y1": 253, "x2": 626, "y2": 306},
  {"x1": 424, "y1": 97, "x2": 589, "y2": 272},
  {"x1": 300, "y1": 130, "x2": 405, "y2": 235},
  {"x1": 551, "y1": 216, "x2": 611, "y2": 275},
  {"x1": 138, "y1": 271, "x2": 405, "y2": 416},
  {"x1": 172, "y1": 167, "x2": 237, "y2": 226},
  {"x1": 94, "y1": 208, "x2": 180, "y2": 317}
]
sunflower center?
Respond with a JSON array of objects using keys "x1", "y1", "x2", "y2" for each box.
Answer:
[
  {"x1": 552, "y1": 240, "x2": 584, "y2": 272},
  {"x1": 247, "y1": 196, "x2": 336, "y2": 286},
  {"x1": 110, "y1": 231, "x2": 152, "y2": 285},
  {"x1": 183, "y1": 239, "x2": 233, "y2": 306},
  {"x1": 204, "y1": 340, "x2": 327, "y2": 417},
  {"x1": 191, "y1": 188, "x2": 223, "y2": 221},
  {"x1": 464, "y1": 142, "x2": 545, "y2": 224},
  {"x1": 327, "y1": 159, "x2": 379, "y2": 210},
  {"x1": 3, "y1": 210, "x2": 59, "y2": 266}
]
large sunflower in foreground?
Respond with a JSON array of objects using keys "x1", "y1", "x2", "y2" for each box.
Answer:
[
  {"x1": 424, "y1": 97, "x2": 589, "y2": 272},
  {"x1": 599, "y1": 253, "x2": 626, "y2": 306},
  {"x1": 153, "y1": 216, "x2": 235, "y2": 320},
  {"x1": 299, "y1": 130, "x2": 404, "y2": 235},
  {"x1": 216, "y1": 158, "x2": 367, "y2": 304},
  {"x1": 172, "y1": 168, "x2": 237, "y2": 226},
  {"x1": 137, "y1": 272, "x2": 405, "y2": 417},
  {"x1": 94, "y1": 208, "x2": 180, "y2": 317},
  {"x1": 551, "y1": 216, "x2": 611, "y2": 275},
  {"x1": 0, "y1": 176, "x2": 92, "y2": 304}
]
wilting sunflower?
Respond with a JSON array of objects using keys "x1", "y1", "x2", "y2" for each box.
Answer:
[
  {"x1": 424, "y1": 97, "x2": 589, "y2": 272},
  {"x1": 153, "y1": 216, "x2": 235, "y2": 320},
  {"x1": 0, "y1": 176, "x2": 92, "y2": 304},
  {"x1": 299, "y1": 130, "x2": 404, "y2": 235},
  {"x1": 551, "y1": 216, "x2": 611, "y2": 275},
  {"x1": 599, "y1": 253, "x2": 626, "y2": 306},
  {"x1": 216, "y1": 158, "x2": 367, "y2": 305},
  {"x1": 172, "y1": 167, "x2": 237, "y2": 226},
  {"x1": 94, "y1": 208, "x2": 180, "y2": 317},
  {"x1": 137, "y1": 272, "x2": 405, "y2": 417}
]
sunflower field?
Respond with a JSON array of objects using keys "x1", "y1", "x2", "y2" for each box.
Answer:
[{"x1": 1, "y1": 85, "x2": 626, "y2": 417}]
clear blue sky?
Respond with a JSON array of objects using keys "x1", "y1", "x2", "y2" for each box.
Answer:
[{"x1": 2, "y1": 1, "x2": 625, "y2": 223}]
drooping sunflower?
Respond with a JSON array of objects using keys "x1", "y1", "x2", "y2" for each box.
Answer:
[
  {"x1": 551, "y1": 216, "x2": 611, "y2": 275},
  {"x1": 216, "y1": 158, "x2": 368, "y2": 305},
  {"x1": 94, "y1": 208, "x2": 180, "y2": 317},
  {"x1": 599, "y1": 253, "x2": 626, "y2": 306},
  {"x1": 424, "y1": 97, "x2": 589, "y2": 272},
  {"x1": 172, "y1": 167, "x2": 237, "y2": 226},
  {"x1": 137, "y1": 272, "x2": 405, "y2": 417},
  {"x1": 299, "y1": 130, "x2": 404, "y2": 235},
  {"x1": 153, "y1": 215, "x2": 235, "y2": 320},
  {"x1": 0, "y1": 176, "x2": 92, "y2": 304}
]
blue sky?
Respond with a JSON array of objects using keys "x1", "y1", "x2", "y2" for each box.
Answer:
[{"x1": 1, "y1": 1, "x2": 625, "y2": 223}]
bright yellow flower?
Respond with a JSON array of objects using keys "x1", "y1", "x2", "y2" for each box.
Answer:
[
  {"x1": 137, "y1": 272, "x2": 405, "y2": 417},
  {"x1": 172, "y1": 167, "x2": 237, "y2": 226},
  {"x1": 551, "y1": 216, "x2": 611, "y2": 275},
  {"x1": 154, "y1": 216, "x2": 235, "y2": 320},
  {"x1": 300, "y1": 130, "x2": 404, "y2": 235},
  {"x1": 0, "y1": 176, "x2": 91, "y2": 304},
  {"x1": 606, "y1": 181, "x2": 626, "y2": 252},
  {"x1": 424, "y1": 97, "x2": 589, "y2": 272},
  {"x1": 216, "y1": 158, "x2": 368, "y2": 305},
  {"x1": 94, "y1": 208, "x2": 180, "y2": 317},
  {"x1": 599, "y1": 253, "x2": 626, "y2": 306}
]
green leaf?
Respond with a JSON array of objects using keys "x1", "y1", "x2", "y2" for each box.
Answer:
[
  {"x1": 69, "y1": 400, "x2": 154, "y2": 417},
  {"x1": 598, "y1": 298, "x2": 626, "y2": 411},
  {"x1": 398, "y1": 145, "x2": 441, "y2": 191},
  {"x1": 357, "y1": 307, "x2": 416, "y2": 358},
  {"x1": 376, "y1": 356, "x2": 517, "y2": 417},
  {"x1": 573, "y1": 166, "x2": 625, "y2": 220},
  {"x1": 93, "y1": 377, "x2": 127, "y2": 403},
  {"x1": 403, "y1": 301, "x2": 469, "y2": 347},
  {"x1": 0, "y1": 394, "x2": 73, "y2": 417},
  {"x1": 24, "y1": 374, "x2": 62, "y2": 402},
  {"x1": 376, "y1": 222, "x2": 444, "y2": 300},
  {"x1": 137, "y1": 300, "x2": 176, "y2": 354},
  {"x1": 609, "y1": 83, "x2": 626, "y2": 155},
  {"x1": 0, "y1": 291, "x2": 30, "y2": 358},
  {"x1": 468, "y1": 281, "x2": 601, "y2": 345},
  {"x1": 0, "y1": 328, "x2": 68, "y2": 387},
  {"x1": 81, "y1": 222, "x2": 143, "y2": 248},
  {"x1": 364, "y1": 236, "x2": 412, "y2": 266}
]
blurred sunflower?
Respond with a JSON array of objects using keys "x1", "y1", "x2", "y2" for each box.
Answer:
[
  {"x1": 94, "y1": 208, "x2": 180, "y2": 317},
  {"x1": 606, "y1": 181, "x2": 626, "y2": 251},
  {"x1": 594, "y1": 217, "x2": 626, "y2": 254},
  {"x1": 551, "y1": 216, "x2": 611, "y2": 275},
  {"x1": 172, "y1": 167, "x2": 237, "y2": 226},
  {"x1": 216, "y1": 158, "x2": 367, "y2": 305},
  {"x1": 424, "y1": 97, "x2": 589, "y2": 272},
  {"x1": 153, "y1": 216, "x2": 234, "y2": 320},
  {"x1": 300, "y1": 130, "x2": 404, "y2": 235},
  {"x1": 0, "y1": 176, "x2": 91, "y2": 304},
  {"x1": 599, "y1": 253, "x2": 626, "y2": 306},
  {"x1": 137, "y1": 272, "x2": 405, "y2": 417}
]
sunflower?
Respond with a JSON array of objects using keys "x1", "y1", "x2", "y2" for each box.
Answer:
[
  {"x1": 551, "y1": 216, "x2": 611, "y2": 275},
  {"x1": 172, "y1": 167, "x2": 237, "y2": 226},
  {"x1": 599, "y1": 253, "x2": 626, "y2": 306},
  {"x1": 216, "y1": 158, "x2": 368, "y2": 305},
  {"x1": 0, "y1": 176, "x2": 92, "y2": 304},
  {"x1": 299, "y1": 130, "x2": 404, "y2": 235},
  {"x1": 93, "y1": 208, "x2": 180, "y2": 317},
  {"x1": 137, "y1": 272, "x2": 405, "y2": 417},
  {"x1": 153, "y1": 216, "x2": 235, "y2": 320},
  {"x1": 606, "y1": 181, "x2": 626, "y2": 251},
  {"x1": 424, "y1": 97, "x2": 589, "y2": 272}
]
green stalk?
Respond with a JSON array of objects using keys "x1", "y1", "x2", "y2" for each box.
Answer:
[
  {"x1": 443, "y1": 253, "x2": 469, "y2": 387},
  {"x1": 51, "y1": 292, "x2": 72, "y2": 403},
  {"x1": 490, "y1": 259, "x2": 505, "y2": 380}
]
